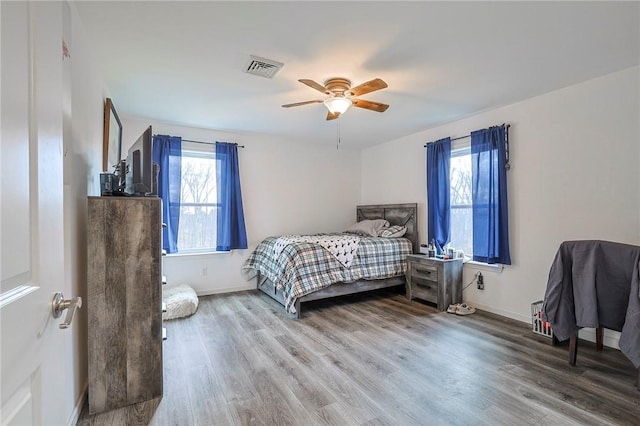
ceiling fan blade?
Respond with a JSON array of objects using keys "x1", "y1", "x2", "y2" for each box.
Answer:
[
  {"x1": 348, "y1": 78, "x2": 388, "y2": 97},
  {"x1": 326, "y1": 111, "x2": 340, "y2": 121},
  {"x1": 282, "y1": 100, "x2": 323, "y2": 108},
  {"x1": 299, "y1": 79, "x2": 331, "y2": 94},
  {"x1": 352, "y1": 99, "x2": 389, "y2": 112}
]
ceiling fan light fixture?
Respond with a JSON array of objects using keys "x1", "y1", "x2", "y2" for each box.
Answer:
[
  {"x1": 283, "y1": 77, "x2": 388, "y2": 120},
  {"x1": 324, "y1": 97, "x2": 352, "y2": 115}
]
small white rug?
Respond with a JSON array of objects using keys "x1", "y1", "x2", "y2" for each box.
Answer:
[{"x1": 163, "y1": 284, "x2": 199, "y2": 320}]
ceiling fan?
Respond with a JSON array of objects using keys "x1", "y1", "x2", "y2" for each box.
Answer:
[{"x1": 282, "y1": 77, "x2": 389, "y2": 120}]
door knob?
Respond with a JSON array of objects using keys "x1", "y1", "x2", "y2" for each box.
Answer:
[{"x1": 51, "y1": 292, "x2": 82, "y2": 329}]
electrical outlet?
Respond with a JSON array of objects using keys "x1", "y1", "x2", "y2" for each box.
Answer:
[{"x1": 477, "y1": 272, "x2": 484, "y2": 290}]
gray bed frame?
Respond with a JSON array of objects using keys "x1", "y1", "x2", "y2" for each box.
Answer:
[{"x1": 256, "y1": 203, "x2": 418, "y2": 318}]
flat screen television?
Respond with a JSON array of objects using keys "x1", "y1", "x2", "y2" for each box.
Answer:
[{"x1": 125, "y1": 125, "x2": 157, "y2": 196}]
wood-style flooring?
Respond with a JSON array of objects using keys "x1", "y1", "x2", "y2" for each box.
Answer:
[{"x1": 77, "y1": 289, "x2": 640, "y2": 425}]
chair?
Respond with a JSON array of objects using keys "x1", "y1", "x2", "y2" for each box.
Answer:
[{"x1": 543, "y1": 240, "x2": 640, "y2": 390}]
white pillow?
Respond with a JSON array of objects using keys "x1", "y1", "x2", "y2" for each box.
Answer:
[
  {"x1": 345, "y1": 219, "x2": 390, "y2": 237},
  {"x1": 378, "y1": 225, "x2": 407, "y2": 238}
]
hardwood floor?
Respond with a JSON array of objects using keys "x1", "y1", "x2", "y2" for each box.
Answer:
[{"x1": 77, "y1": 289, "x2": 640, "y2": 425}]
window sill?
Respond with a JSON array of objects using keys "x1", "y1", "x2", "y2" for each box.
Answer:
[
  {"x1": 463, "y1": 259, "x2": 504, "y2": 273},
  {"x1": 166, "y1": 250, "x2": 230, "y2": 258}
]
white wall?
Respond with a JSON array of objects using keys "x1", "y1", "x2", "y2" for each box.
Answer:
[
  {"x1": 61, "y1": 2, "x2": 107, "y2": 423},
  {"x1": 362, "y1": 67, "x2": 640, "y2": 345},
  {"x1": 121, "y1": 117, "x2": 362, "y2": 295}
]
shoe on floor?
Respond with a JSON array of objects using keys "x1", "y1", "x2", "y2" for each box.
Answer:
[
  {"x1": 455, "y1": 303, "x2": 476, "y2": 316},
  {"x1": 447, "y1": 304, "x2": 460, "y2": 314}
]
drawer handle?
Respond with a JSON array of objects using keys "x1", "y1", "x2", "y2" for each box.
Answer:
[
  {"x1": 416, "y1": 283, "x2": 432, "y2": 290},
  {"x1": 416, "y1": 268, "x2": 433, "y2": 275}
]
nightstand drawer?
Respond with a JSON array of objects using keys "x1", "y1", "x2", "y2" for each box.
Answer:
[
  {"x1": 410, "y1": 263, "x2": 438, "y2": 282},
  {"x1": 412, "y1": 281, "x2": 438, "y2": 302}
]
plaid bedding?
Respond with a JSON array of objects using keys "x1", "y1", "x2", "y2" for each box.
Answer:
[
  {"x1": 274, "y1": 234, "x2": 360, "y2": 267},
  {"x1": 242, "y1": 234, "x2": 412, "y2": 314}
]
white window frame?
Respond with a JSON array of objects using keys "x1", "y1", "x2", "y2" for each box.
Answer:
[
  {"x1": 449, "y1": 139, "x2": 472, "y2": 257},
  {"x1": 176, "y1": 142, "x2": 220, "y2": 255},
  {"x1": 449, "y1": 139, "x2": 504, "y2": 270}
]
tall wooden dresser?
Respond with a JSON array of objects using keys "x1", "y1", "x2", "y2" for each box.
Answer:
[{"x1": 87, "y1": 196, "x2": 163, "y2": 414}]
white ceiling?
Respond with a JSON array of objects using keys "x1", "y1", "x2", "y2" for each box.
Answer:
[{"x1": 74, "y1": 1, "x2": 639, "y2": 149}]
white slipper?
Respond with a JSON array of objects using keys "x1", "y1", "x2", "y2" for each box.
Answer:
[{"x1": 455, "y1": 303, "x2": 476, "y2": 316}]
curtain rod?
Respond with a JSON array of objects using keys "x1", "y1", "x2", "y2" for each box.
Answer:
[
  {"x1": 423, "y1": 124, "x2": 510, "y2": 147},
  {"x1": 154, "y1": 135, "x2": 245, "y2": 148},
  {"x1": 183, "y1": 139, "x2": 245, "y2": 148}
]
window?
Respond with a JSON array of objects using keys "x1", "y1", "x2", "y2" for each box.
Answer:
[
  {"x1": 177, "y1": 146, "x2": 218, "y2": 253},
  {"x1": 449, "y1": 142, "x2": 472, "y2": 256},
  {"x1": 427, "y1": 125, "x2": 510, "y2": 265},
  {"x1": 155, "y1": 136, "x2": 246, "y2": 254}
]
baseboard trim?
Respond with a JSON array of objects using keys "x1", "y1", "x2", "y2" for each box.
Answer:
[
  {"x1": 579, "y1": 328, "x2": 621, "y2": 349},
  {"x1": 471, "y1": 301, "x2": 531, "y2": 324},
  {"x1": 68, "y1": 382, "x2": 88, "y2": 426},
  {"x1": 195, "y1": 283, "x2": 255, "y2": 297},
  {"x1": 472, "y1": 302, "x2": 622, "y2": 349}
]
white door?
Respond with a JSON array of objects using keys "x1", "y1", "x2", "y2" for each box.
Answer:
[{"x1": 1, "y1": 2, "x2": 73, "y2": 425}]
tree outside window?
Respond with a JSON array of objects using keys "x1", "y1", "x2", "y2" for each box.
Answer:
[
  {"x1": 450, "y1": 149, "x2": 473, "y2": 255},
  {"x1": 177, "y1": 150, "x2": 218, "y2": 252}
]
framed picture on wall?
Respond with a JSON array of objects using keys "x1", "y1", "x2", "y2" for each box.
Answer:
[{"x1": 102, "y1": 97, "x2": 122, "y2": 172}]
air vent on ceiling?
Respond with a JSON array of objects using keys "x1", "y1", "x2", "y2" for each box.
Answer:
[{"x1": 244, "y1": 55, "x2": 284, "y2": 79}]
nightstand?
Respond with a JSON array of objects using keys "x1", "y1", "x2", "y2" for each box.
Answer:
[{"x1": 406, "y1": 254, "x2": 463, "y2": 311}]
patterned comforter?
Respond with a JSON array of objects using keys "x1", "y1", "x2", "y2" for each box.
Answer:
[
  {"x1": 274, "y1": 234, "x2": 360, "y2": 267},
  {"x1": 242, "y1": 234, "x2": 413, "y2": 314}
]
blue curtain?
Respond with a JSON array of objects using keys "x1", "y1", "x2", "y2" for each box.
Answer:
[
  {"x1": 471, "y1": 125, "x2": 511, "y2": 264},
  {"x1": 426, "y1": 137, "x2": 451, "y2": 253},
  {"x1": 215, "y1": 142, "x2": 247, "y2": 251},
  {"x1": 152, "y1": 135, "x2": 182, "y2": 253}
]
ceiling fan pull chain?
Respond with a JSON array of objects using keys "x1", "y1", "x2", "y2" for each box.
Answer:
[{"x1": 336, "y1": 118, "x2": 341, "y2": 150}]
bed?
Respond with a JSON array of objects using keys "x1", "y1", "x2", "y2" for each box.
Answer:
[{"x1": 242, "y1": 203, "x2": 419, "y2": 318}]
